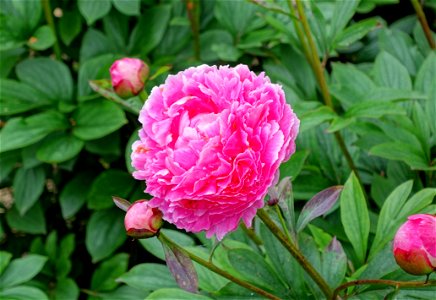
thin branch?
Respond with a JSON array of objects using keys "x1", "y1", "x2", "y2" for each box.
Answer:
[
  {"x1": 332, "y1": 279, "x2": 436, "y2": 300},
  {"x1": 294, "y1": 0, "x2": 362, "y2": 182},
  {"x1": 411, "y1": 0, "x2": 436, "y2": 49},
  {"x1": 257, "y1": 209, "x2": 333, "y2": 299},
  {"x1": 41, "y1": 0, "x2": 61, "y2": 59}
]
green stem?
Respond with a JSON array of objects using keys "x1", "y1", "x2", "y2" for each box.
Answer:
[
  {"x1": 411, "y1": 0, "x2": 436, "y2": 49},
  {"x1": 286, "y1": 0, "x2": 314, "y2": 69},
  {"x1": 89, "y1": 81, "x2": 140, "y2": 115},
  {"x1": 275, "y1": 205, "x2": 295, "y2": 244},
  {"x1": 257, "y1": 209, "x2": 333, "y2": 299},
  {"x1": 159, "y1": 232, "x2": 281, "y2": 300},
  {"x1": 294, "y1": 0, "x2": 361, "y2": 182},
  {"x1": 240, "y1": 223, "x2": 263, "y2": 246},
  {"x1": 247, "y1": 0, "x2": 290, "y2": 16},
  {"x1": 332, "y1": 279, "x2": 436, "y2": 300},
  {"x1": 185, "y1": 0, "x2": 201, "y2": 60},
  {"x1": 41, "y1": 0, "x2": 61, "y2": 59}
]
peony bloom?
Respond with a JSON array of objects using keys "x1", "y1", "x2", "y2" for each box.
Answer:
[
  {"x1": 393, "y1": 214, "x2": 436, "y2": 275},
  {"x1": 110, "y1": 58, "x2": 149, "y2": 98},
  {"x1": 124, "y1": 200, "x2": 163, "y2": 239},
  {"x1": 131, "y1": 64, "x2": 299, "y2": 240}
]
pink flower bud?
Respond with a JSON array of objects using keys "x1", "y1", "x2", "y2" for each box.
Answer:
[
  {"x1": 124, "y1": 200, "x2": 163, "y2": 239},
  {"x1": 110, "y1": 58, "x2": 149, "y2": 98},
  {"x1": 393, "y1": 214, "x2": 436, "y2": 275}
]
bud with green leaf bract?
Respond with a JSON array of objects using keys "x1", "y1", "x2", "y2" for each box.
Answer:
[
  {"x1": 124, "y1": 200, "x2": 163, "y2": 239},
  {"x1": 393, "y1": 214, "x2": 436, "y2": 275},
  {"x1": 110, "y1": 57, "x2": 149, "y2": 98}
]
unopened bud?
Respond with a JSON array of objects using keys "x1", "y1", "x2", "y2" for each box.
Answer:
[
  {"x1": 110, "y1": 58, "x2": 149, "y2": 98},
  {"x1": 124, "y1": 200, "x2": 163, "y2": 239},
  {"x1": 393, "y1": 214, "x2": 436, "y2": 275}
]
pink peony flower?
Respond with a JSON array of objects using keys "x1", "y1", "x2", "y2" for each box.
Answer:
[
  {"x1": 110, "y1": 58, "x2": 149, "y2": 98},
  {"x1": 393, "y1": 214, "x2": 436, "y2": 275},
  {"x1": 124, "y1": 200, "x2": 163, "y2": 239},
  {"x1": 131, "y1": 64, "x2": 299, "y2": 240}
]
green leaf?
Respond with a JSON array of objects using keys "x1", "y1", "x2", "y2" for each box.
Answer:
[
  {"x1": 140, "y1": 229, "x2": 195, "y2": 261},
  {"x1": 86, "y1": 132, "x2": 121, "y2": 157},
  {"x1": 373, "y1": 51, "x2": 412, "y2": 89},
  {"x1": 0, "y1": 48, "x2": 25, "y2": 78},
  {"x1": 78, "y1": 0, "x2": 112, "y2": 25},
  {"x1": 92, "y1": 253, "x2": 129, "y2": 292},
  {"x1": 0, "y1": 252, "x2": 12, "y2": 276},
  {"x1": 370, "y1": 142, "x2": 432, "y2": 170},
  {"x1": 128, "y1": 5, "x2": 171, "y2": 55},
  {"x1": 12, "y1": 166, "x2": 45, "y2": 215},
  {"x1": 279, "y1": 149, "x2": 309, "y2": 181},
  {"x1": 0, "y1": 111, "x2": 68, "y2": 152},
  {"x1": 72, "y1": 100, "x2": 127, "y2": 141},
  {"x1": 78, "y1": 54, "x2": 117, "y2": 98},
  {"x1": 98, "y1": 285, "x2": 149, "y2": 300},
  {"x1": 6, "y1": 202, "x2": 46, "y2": 234},
  {"x1": 112, "y1": 0, "x2": 140, "y2": 16},
  {"x1": 85, "y1": 208, "x2": 126, "y2": 262},
  {"x1": 0, "y1": 286, "x2": 48, "y2": 300},
  {"x1": 361, "y1": 242, "x2": 398, "y2": 280},
  {"x1": 16, "y1": 58, "x2": 73, "y2": 102},
  {"x1": 340, "y1": 172, "x2": 370, "y2": 265},
  {"x1": 37, "y1": 133, "x2": 84, "y2": 163},
  {"x1": 125, "y1": 130, "x2": 139, "y2": 173},
  {"x1": 0, "y1": 151, "x2": 20, "y2": 182},
  {"x1": 329, "y1": 0, "x2": 360, "y2": 42},
  {"x1": 345, "y1": 101, "x2": 406, "y2": 119},
  {"x1": 259, "y1": 224, "x2": 304, "y2": 296},
  {"x1": 228, "y1": 248, "x2": 286, "y2": 294},
  {"x1": 87, "y1": 169, "x2": 134, "y2": 210},
  {"x1": 299, "y1": 106, "x2": 336, "y2": 133},
  {"x1": 59, "y1": 10, "x2": 82, "y2": 46},
  {"x1": 199, "y1": 30, "x2": 233, "y2": 62},
  {"x1": 0, "y1": 254, "x2": 47, "y2": 288},
  {"x1": 321, "y1": 237, "x2": 347, "y2": 289},
  {"x1": 80, "y1": 28, "x2": 113, "y2": 62},
  {"x1": 146, "y1": 288, "x2": 212, "y2": 300},
  {"x1": 212, "y1": 43, "x2": 242, "y2": 62},
  {"x1": 378, "y1": 29, "x2": 418, "y2": 76},
  {"x1": 334, "y1": 18, "x2": 378, "y2": 48},
  {"x1": 214, "y1": 0, "x2": 257, "y2": 38},
  {"x1": 117, "y1": 263, "x2": 178, "y2": 291},
  {"x1": 27, "y1": 25, "x2": 55, "y2": 50},
  {"x1": 0, "y1": 79, "x2": 50, "y2": 115},
  {"x1": 54, "y1": 278, "x2": 79, "y2": 300},
  {"x1": 60, "y1": 173, "x2": 94, "y2": 219}
]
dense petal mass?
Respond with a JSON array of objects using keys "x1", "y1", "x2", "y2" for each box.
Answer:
[{"x1": 131, "y1": 64, "x2": 299, "y2": 239}]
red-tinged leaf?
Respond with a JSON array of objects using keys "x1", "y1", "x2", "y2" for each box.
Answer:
[
  {"x1": 161, "y1": 239, "x2": 198, "y2": 293},
  {"x1": 296, "y1": 186, "x2": 343, "y2": 232},
  {"x1": 112, "y1": 196, "x2": 132, "y2": 212}
]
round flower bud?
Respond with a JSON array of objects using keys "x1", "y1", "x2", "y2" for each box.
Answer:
[
  {"x1": 124, "y1": 200, "x2": 163, "y2": 239},
  {"x1": 131, "y1": 64, "x2": 300, "y2": 240},
  {"x1": 110, "y1": 58, "x2": 149, "y2": 98},
  {"x1": 393, "y1": 214, "x2": 436, "y2": 275}
]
